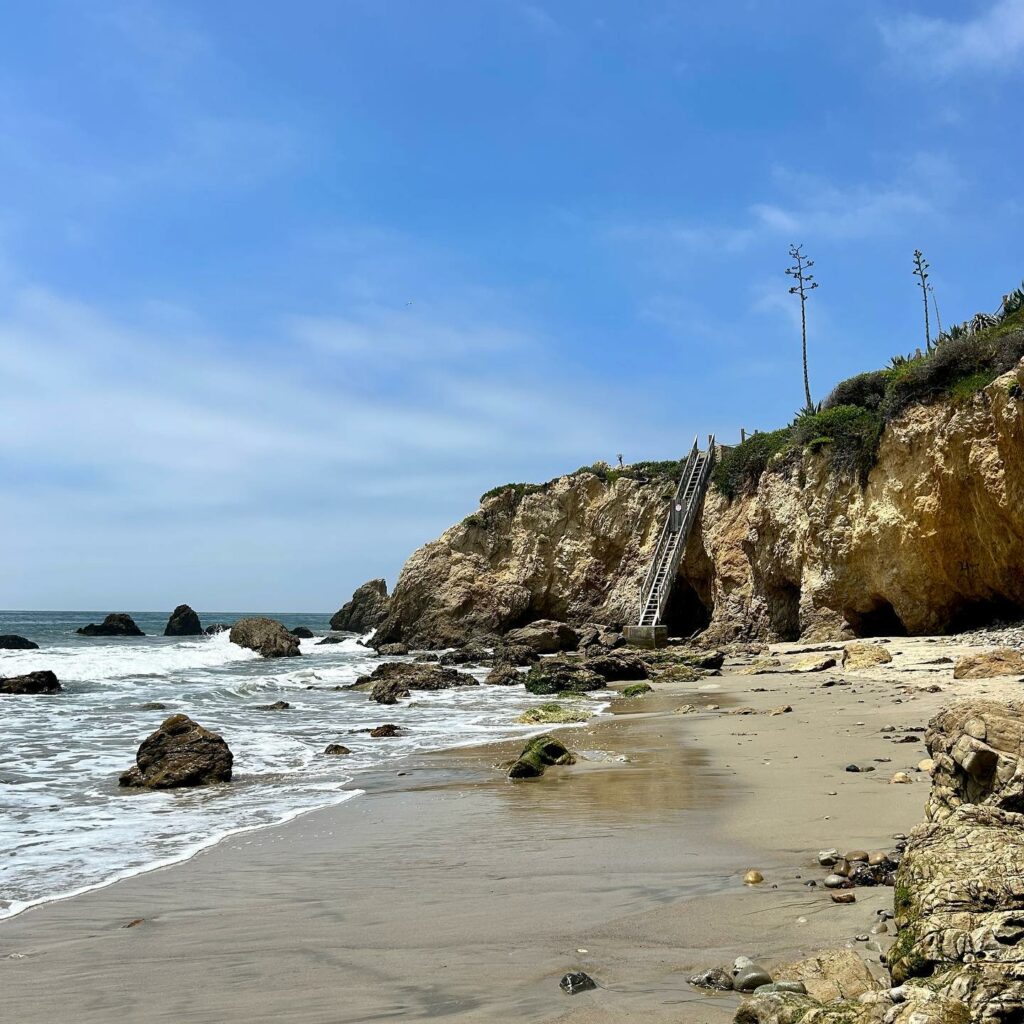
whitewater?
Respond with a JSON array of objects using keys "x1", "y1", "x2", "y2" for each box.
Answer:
[{"x1": 0, "y1": 610, "x2": 574, "y2": 920}]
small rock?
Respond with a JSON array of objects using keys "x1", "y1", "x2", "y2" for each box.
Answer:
[
  {"x1": 0, "y1": 635, "x2": 39, "y2": 650},
  {"x1": 831, "y1": 891, "x2": 856, "y2": 904},
  {"x1": 559, "y1": 971, "x2": 596, "y2": 995},
  {"x1": 256, "y1": 700, "x2": 290, "y2": 711},
  {"x1": 817, "y1": 849, "x2": 841, "y2": 866},
  {"x1": 845, "y1": 850, "x2": 869, "y2": 863},
  {"x1": 323, "y1": 744, "x2": 351, "y2": 755},
  {"x1": 369, "y1": 724, "x2": 401, "y2": 737},
  {"x1": 0, "y1": 670, "x2": 62, "y2": 695},
  {"x1": 290, "y1": 626, "x2": 315, "y2": 639},
  {"x1": 743, "y1": 869, "x2": 764, "y2": 885},
  {"x1": 917, "y1": 758, "x2": 935, "y2": 773},
  {"x1": 890, "y1": 771, "x2": 913, "y2": 784},
  {"x1": 732, "y1": 956, "x2": 772, "y2": 992},
  {"x1": 688, "y1": 967, "x2": 733, "y2": 991},
  {"x1": 824, "y1": 874, "x2": 852, "y2": 889}
]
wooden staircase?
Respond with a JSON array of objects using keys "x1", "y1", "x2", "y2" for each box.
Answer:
[{"x1": 636, "y1": 436, "x2": 716, "y2": 629}]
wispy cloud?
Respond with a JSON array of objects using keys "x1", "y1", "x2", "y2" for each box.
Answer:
[
  {"x1": 879, "y1": 0, "x2": 1024, "y2": 74},
  {"x1": 517, "y1": 3, "x2": 559, "y2": 34}
]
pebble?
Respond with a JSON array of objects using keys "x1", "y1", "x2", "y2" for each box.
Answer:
[
  {"x1": 688, "y1": 967, "x2": 732, "y2": 991},
  {"x1": 743, "y1": 870, "x2": 764, "y2": 885},
  {"x1": 560, "y1": 971, "x2": 596, "y2": 995},
  {"x1": 817, "y1": 849, "x2": 841, "y2": 866},
  {"x1": 918, "y1": 758, "x2": 935, "y2": 773},
  {"x1": 871, "y1": 922, "x2": 889, "y2": 935},
  {"x1": 831, "y1": 892, "x2": 857, "y2": 904},
  {"x1": 846, "y1": 850, "x2": 869, "y2": 863},
  {"x1": 753, "y1": 981, "x2": 808, "y2": 995},
  {"x1": 890, "y1": 772, "x2": 913, "y2": 784},
  {"x1": 824, "y1": 874, "x2": 852, "y2": 889}
]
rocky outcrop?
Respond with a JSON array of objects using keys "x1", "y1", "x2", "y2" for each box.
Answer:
[
  {"x1": 503, "y1": 620, "x2": 579, "y2": 654},
  {"x1": 228, "y1": 617, "x2": 301, "y2": 659},
  {"x1": 119, "y1": 715, "x2": 233, "y2": 789},
  {"x1": 690, "y1": 362, "x2": 1024, "y2": 643},
  {"x1": 369, "y1": 361, "x2": 1024, "y2": 647},
  {"x1": 0, "y1": 670, "x2": 62, "y2": 695},
  {"x1": 0, "y1": 635, "x2": 38, "y2": 650},
  {"x1": 523, "y1": 660, "x2": 605, "y2": 695},
  {"x1": 953, "y1": 648, "x2": 1024, "y2": 679},
  {"x1": 77, "y1": 613, "x2": 144, "y2": 637},
  {"x1": 330, "y1": 578, "x2": 390, "y2": 633},
  {"x1": 354, "y1": 662, "x2": 478, "y2": 704},
  {"x1": 164, "y1": 604, "x2": 203, "y2": 637},
  {"x1": 842, "y1": 642, "x2": 893, "y2": 671},
  {"x1": 372, "y1": 473, "x2": 673, "y2": 648}
]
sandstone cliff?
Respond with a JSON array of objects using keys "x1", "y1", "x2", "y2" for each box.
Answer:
[{"x1": 365, "y1": 359, "x2": 1024, "y2": 647}]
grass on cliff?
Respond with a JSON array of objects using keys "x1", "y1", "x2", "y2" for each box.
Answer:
[{"x1": 713, "y1": 297, "x2": 1024, "y2": 500}]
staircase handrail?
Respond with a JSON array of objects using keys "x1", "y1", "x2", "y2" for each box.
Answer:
[{"x1": 638, "y1": 437, "x2": 699, "y2": 609}]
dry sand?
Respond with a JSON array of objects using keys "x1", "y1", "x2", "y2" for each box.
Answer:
[{"x1": 2, "y1": 636, "x2": 1018, "y2": 1023}]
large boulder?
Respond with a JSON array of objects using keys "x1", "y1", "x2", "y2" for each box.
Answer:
[
  {"x1": 118, "y1": 715, "x2": 233, "y2": 789},
  {"x1": 953, "y1": 647, "x2": 1024, "y2": 680},
  {"x1": 771, "y1": 950, "x2": 880, "y2": 1003},
  {"x1": 0, "y1": 635, "x2": 38, "y2": 650},
  {"x1": 841, "y1": 642, "x2": 893, "y2": 671},
  {"x1": 229, "y1": 617, "x2": 301, "y2": 659},
  {"x1": 503, "y1": 619, "x2": 579, "y2": 654},
  {"x1": 355, "y1": 662, "x2": 478, "y2": 704},
  {"x1": 584, "y1": 649, "x2": 649, "y2": 681},
  {"x1": 924, "y1": 699, "x2": 1024, "y2": 822},
  {"x1": 0, "y1": 670, "x2": 62, "y2": 695},
  {"x1": 507, "y1": 735, "x2": 575, "y2": 779},
  {"x1": 523, "y1": 659, "x2": 605, "y2": 695},
  {"x1": 77, "y1": 613, "x2": 144, "y2": 637},
  {"x1": 330, "y1": 578, "x2": 390, "y2": 633},
  {"x1": 164, "y1": 604, "x2": 203, "y2": 637}
]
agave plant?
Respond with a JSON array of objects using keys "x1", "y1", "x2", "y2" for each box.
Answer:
[{"x1": 1001, "y1": 283, "x2": 1024, "y2": 318}]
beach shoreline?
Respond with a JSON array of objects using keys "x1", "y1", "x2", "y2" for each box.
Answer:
[{"x1": 2, "y1": 636, "x2": 1013, "y2": 1023}]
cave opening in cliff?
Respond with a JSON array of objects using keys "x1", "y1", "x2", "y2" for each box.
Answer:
[
  {"x1": 764, "y1": 580, "x2": 801, "y2": 641},
  {"x1": 662, "y1": 579, "x2": 712, "y2": 639},
  {"x1": 846, "y1": 598, "x2": 908, "y2": 638},
  {"x1": 947, "y1": 594, "x2": 1024, "y2": 633}
]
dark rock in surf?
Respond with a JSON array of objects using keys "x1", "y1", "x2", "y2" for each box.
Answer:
[
  {"x1": 256, "y1": 700, "x2": 291, "y2": 711},
  {"x1": 508, "y1": 735, "x2": 575, "y2": 779},
  {"x1": 164, "y1": 604, "x2": 203, "y2": 637},
  {"x1": 485, "y1": 665, "x2": 522, "y2": 686},
  {"x1": 523, "y1": 660, "x2": 605, "y2": 696},
  {"x1": 439, "y1": 644, "x2": 491, "y2": 666},
  {"x1": 358, "y1": 662, "x2": 478, "y2": 704},
  {"x1": 289, "y1": 626, "x2": 314, "y2": 639},
  {"x1": 118, "y1": 714, "x2": 232, "y2": 789},
  {"x1": 204, "y1": 623, "x2": 230, "y2": 635},
  {"x1": 330, "y1": 578, "x2": 390, "y2": 633},
  {"x1": 584, "y1": 650, "x2": 649, "y2": 681},
  {"x1": 559, "y1": 971, "x2": 596, "y2": 995},
  {"x1": 376, "y1": 642, "x2": 410, "y2": 656},
  {"x1": 77, "y1": 613, "x2": 145, "y2": 637},
  {"x1": 0, "y1": 635, "x2": 38, "y2": 650},
  {"x1": 368, "y1": 724, "x2": 401, "y2": 737},
  {"x1": 324, "y1": 744, "x2": 351, "y2": 755},
  {"x1": 0, "y1": 670, "x2": 62, "y2": 695},
  {"x1": 228, "y1": 617, "x2": 301, "y2": 659}
]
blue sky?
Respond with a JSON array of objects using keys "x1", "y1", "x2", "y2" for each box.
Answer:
[{"x1": 1, "y1": 0, "x2": 1022, "y2": 611}]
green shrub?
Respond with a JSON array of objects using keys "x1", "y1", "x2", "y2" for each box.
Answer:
[
  {"x1": 479, "y1": 482, "x2": 546, "y2": 504},
  {"x1": 712, "y1": 428, "x2": 791, "y2": 499},
  {"x1": 790, "y1": 405, "x2": 884, "y2": 484},
  {"x1": 823, "y1": 369, "x2": 891, "y2": 411}
]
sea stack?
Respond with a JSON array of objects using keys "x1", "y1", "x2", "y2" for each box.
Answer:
[
  {"x1": 164, "y1": 604, "x2": 203, "y2": 637},
  {"x1": 77, "y1": 613, "x2": 145, "y2": 637}
]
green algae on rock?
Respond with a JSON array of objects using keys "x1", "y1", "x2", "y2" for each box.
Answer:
[{"x1": 507, "y1": 735, "x2": 575, "y2": 779}]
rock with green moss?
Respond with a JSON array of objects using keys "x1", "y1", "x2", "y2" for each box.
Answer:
[
  {"x1": 584, "y1": 650, "x2": 649, "y2": 681},
  {"x1": 517, "y1": 703, "x2": 589, "y2": 725},
  {"x1": 653, "y1": 663, "x2": 704, "y2": 683},
  {"x1": 507, "y1": 735, "x2": 575, "y2": 779},
  {"x1": 621, "y1": 682, "x2": 653, "y2": 698},
  {"x1": 523, "y1": 660, "x2": 605, "y2": 695}
]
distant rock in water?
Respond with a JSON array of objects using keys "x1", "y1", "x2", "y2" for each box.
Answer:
[
  {"x1": 77, "y1": 613, "x2": 145, "y2": 637},
  {"x1": 289, "y1": 626, "x2": 315, "y2": 639},
  {"x1": 164, "y1": 604, "x2": 203, "y2": 637},
  {"x1": 356, "y1": 662, "x2": 478, "y2": 705},
  {"x1": 315, "y1": 635, "x2": 345, "y2": 645},
  {"x1": 0, "y1": 670, "x2": 62, "y2": 695},
  {"x1": 0, "y1": 635, "x2": 39, "y2": 650},
  {"x1": 204, "y1": 623, "x2": 230, "y2": 635},
  {"x1": 119, "y1": 714, "x2": 233, "y2": 789},
  {"x1": 228, "y1": 617, "x2": 301, "y2": 659},
  {"x1": 330, "y1": 578, "x2": 390, "y2": 633}
]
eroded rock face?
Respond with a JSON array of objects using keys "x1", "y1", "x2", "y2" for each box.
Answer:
[
  {"x1": 77, "y1": 613, "x2": 144, "y2": 637},
  {"x1": 0, "y1": 670, "x2": 62, "y2": 695},
  {"x1": 372, "y1": 474, "x2": 673, "y2": 648},
  {"x1": 330, "y1": 578, "x2": 390, "y2": 633},
  {"x1": 164, "y1": 604, "x2": 203, "y2": 637},
  {"x1": 228, "y1": 617, "x2": 301, "y2": 659},
  {"x1": 119, "y1": 715, "x2": 232, "y2": 789}
]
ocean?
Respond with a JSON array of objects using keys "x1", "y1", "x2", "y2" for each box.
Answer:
[{"x1": 0, "y1": 610, "x2": 584, "y2": 920}]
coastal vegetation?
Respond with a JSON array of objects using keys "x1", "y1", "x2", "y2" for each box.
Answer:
[{"x1": 713, "y1": 287, "x2": 1024, "y2": 499}]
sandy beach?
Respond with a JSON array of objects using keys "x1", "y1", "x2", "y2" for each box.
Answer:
[{"x1": 3, "y1": 636, "x2": 1017, "y2": 1023}]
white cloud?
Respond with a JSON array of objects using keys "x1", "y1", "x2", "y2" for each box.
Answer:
[{"x1": 880, "y1": 0, "x2": 1024, "y2": 74}]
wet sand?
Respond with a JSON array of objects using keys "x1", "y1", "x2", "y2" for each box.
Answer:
[{"x1": 2, "y1": 637, "x2": 1015, "y2": 1023}]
